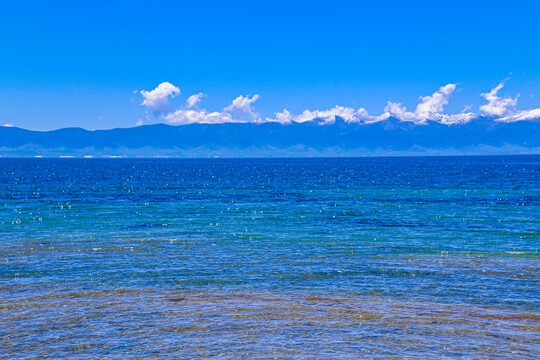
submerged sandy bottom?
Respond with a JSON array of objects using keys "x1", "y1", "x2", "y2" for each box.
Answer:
[{"x1": 1, "y1": 288, "x2": 538, "y2": 359}]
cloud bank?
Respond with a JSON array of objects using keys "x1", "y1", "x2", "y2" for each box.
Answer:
[
  {"x1": 383, "y1": 84, "x2": 477, "y2": 125},
  {"x1": 140, "y1": 81, "x2": 540, "y2": 126}
]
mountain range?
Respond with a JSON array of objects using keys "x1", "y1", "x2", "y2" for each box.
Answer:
[{"x1": 1, "y1": 117, "x2": 539, "y2": 157}]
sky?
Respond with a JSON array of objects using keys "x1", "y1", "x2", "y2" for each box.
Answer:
[{"x1": 1, "y1": 0, "x2": 540, "y2": 130}]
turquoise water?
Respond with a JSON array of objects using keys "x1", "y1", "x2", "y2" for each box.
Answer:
[{"x1": 1, "y1": 156, "x2": 539, "y2": 358}]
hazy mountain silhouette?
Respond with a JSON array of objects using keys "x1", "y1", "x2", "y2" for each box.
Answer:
[{"x1": 1, "y1": 116, "x2": 539, "y2": 157}]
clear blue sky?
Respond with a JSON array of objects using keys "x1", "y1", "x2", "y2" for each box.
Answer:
[{"x1": 1, "y1": 0, "x2": 539, "y2": 130}]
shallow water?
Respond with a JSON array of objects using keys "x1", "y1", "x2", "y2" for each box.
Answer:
[{"x1": 1, "y1": 156, "x2": 539, "y2": 358}]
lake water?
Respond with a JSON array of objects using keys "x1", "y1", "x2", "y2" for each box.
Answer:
[{"x1": 1, "y1": 156, "x2": 539, "y2": 358}]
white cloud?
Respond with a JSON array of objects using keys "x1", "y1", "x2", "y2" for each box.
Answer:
[
  {"x1": 295, "y1": 106, "x2": 356, "y2": 124},
  {"x1": 383, "y1": 84, "x2": 477, "y2": 124},
  {"x1": 186, "y1": 92, "x2": 205, "y2": 108},
  {"x1": 384, "y1": 102, "x2": 418, "y2": 122},
  {"x1": 223, "y1": 94, "x2": 260, "y2": 120},
  {"x1": 298, "y1": 106, "x2": 381, "y2": 124},
  {"x1": 2, "y1": 123, "x2": 14, "y2": 127},
  {"x1": 136, "y1": 119, "x2": 143, "y2": 126},
  {"x1": 264, "y1": 109, "x2": 293, "y2": 124},
  {"x1": 479, "y1": 82, "x2": 518, "y2": 116},
  {"x1": 164, "y1": 93, "x2": 260, "y2": 125},
  {"x1": 164, "y1": 109, "x2": 234, "y2": 125},
  {"x1": 415, "y1": 83, "x2": 456, "y2": 117},
  {"x1": 355, "y1": 108, "x2": 391, "y2": 123},
  {"x1": 140, "y1": 82, "x2": 180, "y2": 115},
  {"x1": 478, "y1": 81, "x2": 540, "y2": 122},
  {"x1": 264, "y1": 106, "x2": 389, "y2": 125}
]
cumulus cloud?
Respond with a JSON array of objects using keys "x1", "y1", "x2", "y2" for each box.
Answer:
[
  {"x1": 478, "y1": 82, "x2": 540, "y2": 122},
  {"x1": 2, "y1": 123, "x2": 14, "y2": 127},
  {"x1": 264, "y1": 109, "x2": 293, "y2": 124},
  {"x1": 164, "y1": 109, "x2": 233, "y2": 125},
  {"x1": 384, "y1": 102, "x2": 418, "y2": 122},
  {"x1": 140, "y1": 82, "x2": 180, "y2": 115},
  {"x1": 479, "y1": 82, "x2": 518, "y2": 116},
  {"x1": 263, "y1": 106, "x2": 389, "y2": 125},
  {"x1": 186, "y1": 92, "x2": 205, "y2": 108},
  {"x1": 383, "y1": 84, "x2": 477, "y2": 124},
  {"x1": 295, "y1": 106, "x2": 357, "y2": 124},
  {"x1": 416, "y1": 84, "x2": 456, "y2": 116},
  {"x1": 163, "y1": 93, "x2": 258, "y2": 125},
  {"x1": 223, "y1": 94, "x2": 260, "y2": 121},
  {"x1": 295, "y1": 106, "x2": 388, "y2": 124}
]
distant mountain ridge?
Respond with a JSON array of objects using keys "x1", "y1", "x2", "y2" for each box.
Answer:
[{"x1": 1, "y1": 116, "x2": 539, "y2": 157}]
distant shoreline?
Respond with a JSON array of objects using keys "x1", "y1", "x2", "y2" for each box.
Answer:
[{"x1": 1, "y1": 153, "x2": 539, "y2": 160}]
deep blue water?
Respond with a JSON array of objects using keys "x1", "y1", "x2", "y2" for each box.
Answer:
[{"x1": 1, "y1": 156, "x2": 539, "y2": 358}]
